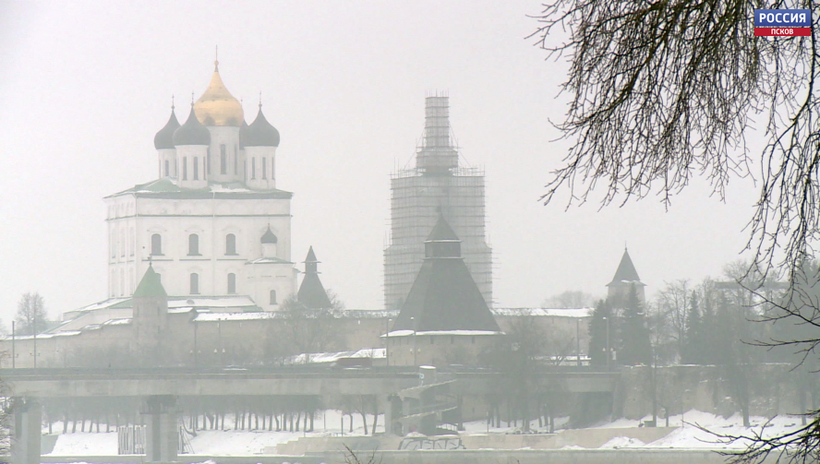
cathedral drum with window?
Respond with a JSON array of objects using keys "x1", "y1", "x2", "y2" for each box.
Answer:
[{"x1": 104, "y1": 60, "x2": 296, "y2": 310}]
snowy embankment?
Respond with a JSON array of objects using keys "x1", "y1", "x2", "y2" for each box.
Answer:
[{"x1": 46, "y1": 409, "x2": 807, "y2": 455}]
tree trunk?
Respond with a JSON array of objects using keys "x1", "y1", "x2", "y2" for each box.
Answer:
[{"x1": 371, "y1": 397, "x2": 378, "y2": 436}]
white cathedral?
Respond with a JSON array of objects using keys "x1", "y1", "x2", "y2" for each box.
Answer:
[{"x1": 105, "y1": 60, "x2": 297, "y2": 311}]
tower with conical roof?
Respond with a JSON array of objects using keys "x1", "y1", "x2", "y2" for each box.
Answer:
[
  {"x1": 132, "y1": 265, "x2": 169, "y2": 355},
  {"x1": 606, "y1": 247, "x2": 646, "y2": 307},
  {"x1": 104, "y1": 59, "x2": 296, "y2": 310},
  {"x1": 387, "y1": 216, "x2": 500, "y2": 366},
  {"x1": 297, "y1": 247, "x2": 333, "y2": 309},
  {"x1": 384, "y1": 95, "x2": 493, "y2": 309}
]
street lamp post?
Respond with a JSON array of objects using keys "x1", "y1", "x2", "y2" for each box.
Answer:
[
  {"x1": 602, "y1": 316, "x2": 611, "y2": 371},
  {"x1": 386, "y1": 318, "x2": 392, "y2": 367},
  {"x1": 411, "y1": 316, "x2": 418, "y2": 366}
]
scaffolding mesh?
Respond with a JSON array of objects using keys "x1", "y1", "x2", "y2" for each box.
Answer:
[{"x1": 384, "y1": 96, "x2": 493, "y2": 309}]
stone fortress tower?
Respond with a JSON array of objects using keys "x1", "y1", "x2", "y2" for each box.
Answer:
[
  {"x1": 606, "y1": 247, "x2": 646, "y2": 307},
  {"x1": 384, "y1": 95, "x2": 493, "y2": 309},
  {"x1": 105, "y1": 60, "x2": 297, "y2": 310}
]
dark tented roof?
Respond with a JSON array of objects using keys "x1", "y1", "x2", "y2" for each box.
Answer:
[
  {"x1": 297, "y1": 247, "x2": 332, "y2": 309},
  {"x1": 243, "y1": 107, "x2": 280, "y2": 147},
  {"x1": 173, "y1": 106, "x2": 211, "y2": 146},
  {"x1": 607, "y1": 248, "x2": 642, "y2": 286},
  {"x1": 154, "y1": 108, "x2": 180, "y2": 150},
  {"x1": 426, "y1": 215, "x2": 459, "y2": 242},
  {"x1": 261, "y1": 226, "x2": 278, "y2": 244},
  {"x1": 305, "y1": 246, "x2": 318, "y2": 263},
  {"x1": 392, "y1": 216, "x2": 499, "y2": 333},
  {"x1": 391, "y1": 258, "x2": 499, "y2": 332},
  {"x1": 133, "y1": 265, "x2": 167, "y2": 298}
]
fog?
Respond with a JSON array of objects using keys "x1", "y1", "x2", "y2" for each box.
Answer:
[{"x1": 0, "y1": 1, "x2": 761, "y2": 325}]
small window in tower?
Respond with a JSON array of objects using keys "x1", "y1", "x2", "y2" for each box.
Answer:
[
  {"x1": 193, "y1": 157, "x2": 199, "y2": 180},
  {"x1": 164, "y1": 160, "x2": 170, "y2": 177},
  {"x1": 151, "y1": 234, "x2": 162, "y2": 256},
  {"x1": 188, "y1": 234, "x2": 200, "y2": 256},
  {"x1": 270, "y1": 290, "x2": 277, "y2": 305},
  {"x1": 206, "y1": 150, "x2": 211, "y2": 175},
  {"x1": 271, "y1": 157, "x2": 275, "y2": 179},
  {"x1": 227, "y1": 273, "x2": 236, "y2": 294},
  {"x1": 120, "y1": 230, "x2": 125, "y2": 257},
  {"x1": 190, "y1": 273, "x2": 199, "y2": 294},
  {"x1": 251, "y1": 158, "x2": 256, "y2": 180},
  {"x1": 220, "y1": 145, "x2": 227, "y2": 174},
  {"x1": 234, "y1": 146, "x2": 238, "y2": 174},
  {"x1": 182, "y1": 157, "x2": 188, "y2": 180},
  {"x1": 225, "y1": 234, "x2": 237, "y2": 255},
  {"x1": 262, "y1": 157, "x2": 267, "y2": 179}
]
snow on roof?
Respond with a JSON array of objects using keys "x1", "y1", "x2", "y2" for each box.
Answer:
[
  {"x1": 4, "y1": 330, "x2": 83, "y2": 341},
  {"x1": 289, "y1": 348, "x2": 386, "y2": 364},
  {"x1": 72, "y1": 298, "x2": 131, "y2": 312},
  {"x1": 194, "y1": 311, "x2": 276, "y2": 322},
  {"x1": 383, "y1": 329, "x2": 502, "y2": 338},
  {"x1": 492, "y1": 307, "x2": 592, "y2": 318}
]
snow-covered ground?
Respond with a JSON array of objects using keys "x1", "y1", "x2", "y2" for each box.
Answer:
[
  {"x1": 46, "y1": 409, "x2": 807, "y2": 455},
  {"x1": 48, "y1": 409, "x2": 383, "y2": 456}
]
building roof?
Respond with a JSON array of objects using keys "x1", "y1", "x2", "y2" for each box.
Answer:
[
  {"x1": 173, "y1": 105, "x2": 211, "y2": 146},
  {"x1": 392, "y1": 216, "x2": 499, "y2": 333},
  {"x1": 243, "y1": 106, "x2": 280, "y2": 147},
  {"x1": 261, "y1": 225, "x2": 278, "y2": 244},
  {"x1": 426, "y1": 215, "x2": 459, "y2": 241},
  {"x1": 607, "y1": 248, "x2": 643, "y2": 286},
  {"x1": 193, "y1": 60, "x2": 244, "y2": 126},
  {"x1": 132, "y1": 265, "x2": 167, "y2": 298},
  {"x1": 305, "y1": 246, "x2": 318, "y2": 263},
  {"x1": 153, "y1": 107, "x2": 180, "y2": 150},
  {"x1": 106, "y1": 178, "x2": 293, "y2": 200}
]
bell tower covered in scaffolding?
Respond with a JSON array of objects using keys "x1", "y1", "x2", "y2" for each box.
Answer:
[{"x1": 384, "y1": 95, "x2": 492, "y2": 309}]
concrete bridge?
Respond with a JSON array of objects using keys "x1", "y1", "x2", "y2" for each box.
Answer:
[{"x1": 1, "y1": 366, "x2": 620, "y2": 463}]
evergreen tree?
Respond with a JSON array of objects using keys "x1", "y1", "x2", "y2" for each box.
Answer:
[
  {"x1": 618, "y1": 285, "x2": 651, "y2": 365},
  {"x1": 681, "y1": 291, "x2": 703, "y2": 364},
  {"x1": 588, "y1": 299, "x2": 612, "y2": 367}
]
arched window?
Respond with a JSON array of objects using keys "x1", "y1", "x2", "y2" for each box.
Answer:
[
  {"x1": 234, "y1": 146, "x2": 238, "y2": 174},
  {"x1": 182, "y1": 157, "x2": 188, "y2": 180},
  {"x1": 164, "y1": 160, "x2": 170, "y2": 177},
  {"x1": 120, "y1": 230, "x2": 125, "y2": 257},
  {"x1": 190, "y1": 273, "x2": 199, "y2": 294},
  {"x1": 269, "y1": 290, "x2": 277, "y2": 305},
  {"x1": 220, "y1": 144, "x2": 227, "y2": 174},
  {"x1": 151, "y1": 234, "x2": 162, "y2": 255},
  {"x1": 271, "y1": 157, "x2": 275, "y2": 179},
  {"x1": 251, "y1": 158, "x2": 256, "y2": 179},
  {"x1": 227, "y1": 273, "x2": 236, "y2": 294},
  {"x1": 225, "y1": 234, "x2": 237, "y2": 255},
  {"x1": 193, "y1": 157, "x2": 199, "y2": 180},
  {"x1": 188, "y1": 234, "x2": 200, "y2": 255},
  {"x1": 262, "y1": 157, "x2": 267, "y2": 179}
]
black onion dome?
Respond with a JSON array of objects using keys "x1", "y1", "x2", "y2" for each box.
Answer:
[
  {"x1": 243, "y1": 106, "x2": 280, "y2": 147},
  {"x1": 261, "y1": 226, "x2": 278, "y2": 244},
  {"x1": 239, "y1": 120, "x2": 249, "y2": 148},
  {"x1": 154, "y1": 108, "x2": 180, "y2": 149},
  {"x1": 173, "y1": 106, "x2": 211, "y2": 146}
]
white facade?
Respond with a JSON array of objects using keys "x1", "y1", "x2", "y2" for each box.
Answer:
[{"x1": 105, "y1": 64, "x2": 296, "y2": 311}]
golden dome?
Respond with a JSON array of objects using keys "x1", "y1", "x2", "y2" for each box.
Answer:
[{"x1": 193, "y1": 61, "x2": 244, "y2": 126}]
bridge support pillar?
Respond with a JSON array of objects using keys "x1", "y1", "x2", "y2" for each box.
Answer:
[
  {"x1": 11, "y1": 397, "x2": 42, "y2": 464},
  {"x1": 143, "y1": 395, "x2": 179, "y2": 463}
]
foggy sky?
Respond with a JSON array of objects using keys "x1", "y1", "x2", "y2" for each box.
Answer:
[{"x1": 0, "y1": 1, "x2": 759, "y2": 326}]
